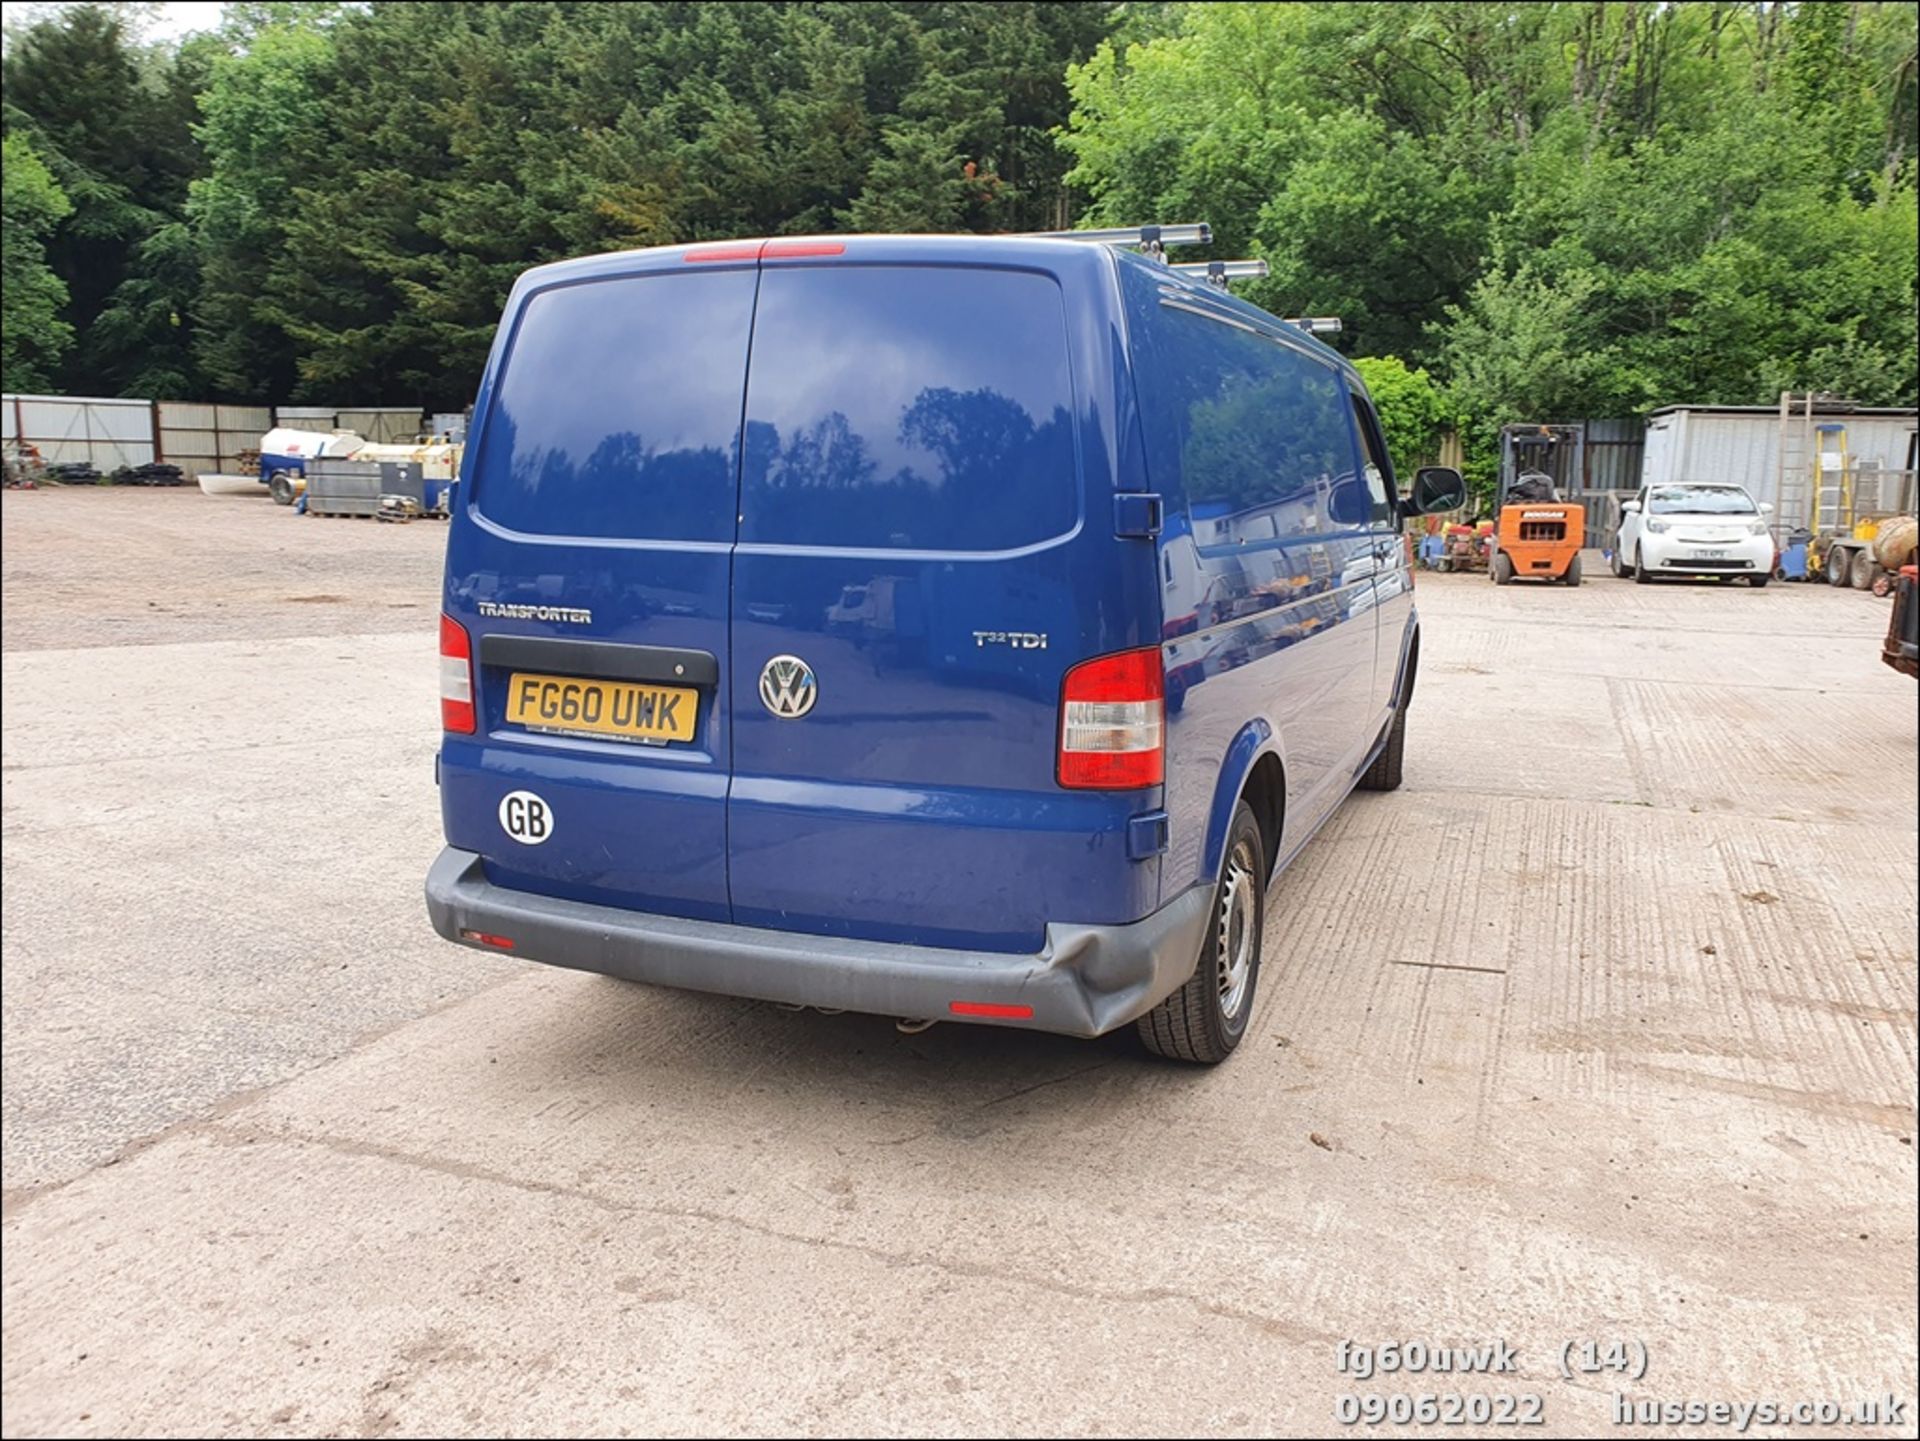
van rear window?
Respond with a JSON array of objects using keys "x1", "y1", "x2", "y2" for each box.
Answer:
[
  {"x1": 473, "y1": 269, "x2": 756, "y2": 542},
  {"x1": 741, "y1": 267, "x2": 1078, "y2": 551}
]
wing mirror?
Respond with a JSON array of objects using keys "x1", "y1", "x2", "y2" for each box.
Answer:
[
  {"x1": 1621, "y1": 500, "x2": 1641, "y2": 514},
  {"x1": 1402, "y1": 466, "x2": 1466, "y2": 516},
  {"x1": 1758, "y1": 501, "x2": 1774, "y2": 514}
]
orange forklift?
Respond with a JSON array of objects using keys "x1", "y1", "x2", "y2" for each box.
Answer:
[{"x1": 1489, "y1": 425, "x2": 1585, "y2": 586}]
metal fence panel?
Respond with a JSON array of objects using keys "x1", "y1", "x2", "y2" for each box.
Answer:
[
  {"x1": 159, "y1": 401, "x2": 218, "y2": 431},
  {"x1": 1570, "y1": 489, "x2": 1636, "y2": 552},
  {"x1": 336, "y1": 407, "x2": 424, "y2": 444},
  {"x1": 216, "y1": 404, "x2": 270, "y2": 432},
  {"x1": 5, "y1": 393, "x2": 156, "y2": 470},
  {"x1": 157, "y1": 400, "x2": 274, "y2": 478}
]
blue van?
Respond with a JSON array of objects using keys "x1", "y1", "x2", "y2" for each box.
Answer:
[{"x1": 425, "y1": 232, "x2": 1465, "y2": 1063}]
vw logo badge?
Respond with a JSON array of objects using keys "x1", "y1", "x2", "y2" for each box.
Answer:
[{"x1": 758, "y1": 654, "x2": 818, "y2": 719}]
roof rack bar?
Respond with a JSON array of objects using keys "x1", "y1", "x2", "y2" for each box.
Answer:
[
  {"x1": 1027, "y1": 223, "x2": 1212, "y2": 259},
  {"x1": 1170, "y1": 259, "x2": 1269, "y2": 289},
  {"x1": 1284, "y1": 317, "x2": 1343, "y2": 335}
]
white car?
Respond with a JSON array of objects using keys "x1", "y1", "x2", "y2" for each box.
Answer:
[{"x1": 1612, "y1": 483, "x2": 1774, "y2": 587}]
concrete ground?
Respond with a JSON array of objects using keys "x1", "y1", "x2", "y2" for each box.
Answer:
[{"x1": 3, "y1": 487, "x2": 1914, "y2": 1438}]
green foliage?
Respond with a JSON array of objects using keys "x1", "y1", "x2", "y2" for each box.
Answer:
[
  {"x1": 1064, "y1": 1, "x2": 1919, "y2": 452},
  {"x1": 188, "y1": 17, "x2": 337, "y2": 398},
  {"x1": 1, "y1": 132, "x2": 74, "y2": 391},
  {"x1": 176, "y1": 1, "x2": 1111, "y2": 406},
  {"x1": 2, "y1": 2, "x2": 205, "y2": 395},
  {"x1": 1351, "y1": 356, "x2": 1447, "y2": 478},
  {"x1": 3, "y1": 0, "x2": 1914, "y2": 431}
]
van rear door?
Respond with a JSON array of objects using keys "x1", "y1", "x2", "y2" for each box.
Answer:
[
  {"x1": 726, "y1": 250, "x2": 1156, "y2": 954},
  {"x1": 439, "y1": 254, "x2": 756, "y2": 922}
]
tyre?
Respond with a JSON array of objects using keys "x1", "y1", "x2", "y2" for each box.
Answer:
[
  {"x1": 268, "y1": 473, "x2": 295, "y2": 506},
  {"x1": 1748, "y1": 572, "x2": 1770, "y2": 588},
  {"x1": 1358, "y1": 700, "x2": 1406, "y2": 792},
  {"x1": 1633, "y1": 545, "x2": 1652, "y2": 584},
  {"x1": 1851, "y1": 550, "x2": 1877, "y2": 590},
  {"x1": 1137, "y1": 801, "x2": 1265, "y2": 1065},
  {"x1": 1827, "y1": 549, "x2": 1853, "y2": 587},
  {"x1": 1564, "y1": 554, "x2": 1582, "y2": 587},
  {"x1": 1610, "y1": 543, "x2": 1632, "y2": 578},
  {"x1": 1492, "y1": 552, "x2": 1514, "y2": 585}
]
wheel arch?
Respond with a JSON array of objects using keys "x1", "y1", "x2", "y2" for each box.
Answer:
[
  {"x1": 1199, "y1": 719, "x2": 1287, "y2": 888},
  {"x1": 1394, "y1": 619, "x2": 1421, "y2": 710}
]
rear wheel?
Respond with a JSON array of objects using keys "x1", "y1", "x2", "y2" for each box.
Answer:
[
  {"x1": 1564, "y1": 554, "x2": 1583, "y2": 587},
  {"x1": 1633, "y1": 545, "x2": 1652, "y2": 584},
  {"x1": 268, "y1": 473, "x2": 295, "y2": 506},
  {"x1": 1492, "y1": 552, "x2": 1515, "y2": 585},
  {"x1": 1137, "y1": 801, "x2": 1264, "y2": 1065},
  {"x1": 1851, "y1": 550, "x2": 1877, "y2": 590},
  {"x1": 1358, "y1": 700, "x2": 1407, "y2": 792}
]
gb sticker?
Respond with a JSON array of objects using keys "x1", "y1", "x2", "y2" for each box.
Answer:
[{"x1": 499, "y1": 790, "x2": 553, "y2": 845}]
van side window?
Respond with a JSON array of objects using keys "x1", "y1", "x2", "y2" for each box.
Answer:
[
  {"x1": 1128, "y1": 286, "x2": 1360, "y2": 547},
  {"x1": 1348, "y1": 393, "x2": 1396, "y2": 525}
]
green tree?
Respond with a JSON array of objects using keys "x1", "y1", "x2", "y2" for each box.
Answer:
[
  {"x1": 224, "y1": 1, "x2": 1113, "y2": 406},
  {"x1": 189, "y1": 17, "x2": 336, "y2": 398},
  {"x1": 1, "y1": 132, "x2": 74, "y2": 391},
  {"x1": 1064, "y1": 0, "x2": 1918, "y2": 454},
  {"x1": 2, "y1": 3, "x2": 206, "y2": 394},
  {"x1": 1352, "y1": 356, "x2": 1448, "y2": 478}
]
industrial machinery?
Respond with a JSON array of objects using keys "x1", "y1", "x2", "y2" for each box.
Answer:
[
  {"x1": 256, "y1": 427, "x2": 461, "y2": 514},
  {"x1": 1785, "y1": 418, "x2": 1919, "y2": 590},
  {"x1": 2, "y1": 439, "x2": 46, "y2": 489},
  {"x1": 259, "y1": 426, "x2": 365, "y2": 505},
  {"x1": 1884, "y1": 566, "x2": 1919, "y2": 679},
  {"x1": 1433, "y1": 522, "x2": 1492, "y2": 573},
  {"x1": 1489, "y1": 425, "x2": 1585, "y2": 586}
]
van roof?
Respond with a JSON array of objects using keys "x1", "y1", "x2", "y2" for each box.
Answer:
[{"x1": 509, "y1": 234, "x2": 1357, "y2": 380}]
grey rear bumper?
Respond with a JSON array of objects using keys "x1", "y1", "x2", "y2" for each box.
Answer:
[{"x1": 425, "y1": 847, "x2": 1210, "y2": 1038}]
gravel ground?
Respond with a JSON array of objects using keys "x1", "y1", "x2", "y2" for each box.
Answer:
[
  {"x1": 0, "y1": 485, "x2": 445, "y2": 652},
  {"x1": 2, "y1": 487, "x2": 1914, "y2": 1437}
]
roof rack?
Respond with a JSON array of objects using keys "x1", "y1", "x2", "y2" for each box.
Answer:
[
  {"x1": 1170, "y1": 259, "x2": 1269, "y2": 289},
  {"x1": 1284, "y1": 317, "x2": 1343, "y2": 335},
  {"x1": 1027, "y1": 222, "x2": 1212, "y2": 260}
]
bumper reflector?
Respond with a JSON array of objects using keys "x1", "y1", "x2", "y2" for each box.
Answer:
[
  {"x1": 459, "y1": 929, "x2": 515, "y2": 950},
  {"x1": 949, "y1": 1001, "x2": 1034, "y2": 1020}
]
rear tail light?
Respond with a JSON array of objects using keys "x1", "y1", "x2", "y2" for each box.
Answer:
[
  {"x1": 440, "y1": 613, "x2": 475, "y2": 733},
  {"x1": 1058, "y1": 646, "x2": 1164, "y2": 789}
]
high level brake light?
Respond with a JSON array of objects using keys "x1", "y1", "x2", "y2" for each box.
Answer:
[
  {"x1": 440, "y1": 613, "x2": 475, "y2": 734},
  {"x1": 1057, "y1": 647, "x2": 1164, "y2": 790}
]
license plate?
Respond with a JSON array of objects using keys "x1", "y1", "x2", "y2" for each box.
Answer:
[
  {"x1": 505, "y1": 672, "x2": 697, "y2": 746},
  {"x1": 1691, "y1": 548, "x2": 1727, "y2": 559}
]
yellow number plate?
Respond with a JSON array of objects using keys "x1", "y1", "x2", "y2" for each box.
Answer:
[{"x1": 505, "y1": 672, "x2": 697, "y2": 746}]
